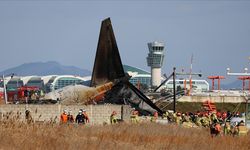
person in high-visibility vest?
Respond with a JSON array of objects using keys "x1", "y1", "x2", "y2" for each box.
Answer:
[
  {"x1": 211, "y1": 113, "x2": 219, "y2": 123},
  {"x1": 224, "y1": 120, "x2": 231, "y2": 135},
  {"x1": 201, "y1": 113, "x2": 210, "y2": 128},
  {"x1": 163, "y1": 111, "x2": 169, "y2": 120},
  {"x1": 110, "y1": 111, "x2": 118, "y2": 124},
  {"x1": 151, "y1": 112, "x2": 158, "y2": 122},
  {"x1": 194, "y1": 113, "x2": 202, "y2": 127},
  {"x1": 130, "y1": 108, "x2": 139, "y2": 124},
  {"x1": 237, "y1": 120, "x2": 248, "y2": 136},
  {"x1": 175, "y1": 112, "x2": 182, "y2": 125}
]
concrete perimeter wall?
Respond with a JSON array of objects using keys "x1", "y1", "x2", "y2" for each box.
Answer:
[
  {"x1": 0, "y1": 104, "x2": 132, "y2": 125},
  {"x1": 179, "y1": 96, "x2": 248, "y2": 103}
]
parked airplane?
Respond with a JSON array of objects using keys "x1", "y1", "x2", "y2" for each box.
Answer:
[{"x1": 45, "y1": 18, "x2": 163, "y2": 115}]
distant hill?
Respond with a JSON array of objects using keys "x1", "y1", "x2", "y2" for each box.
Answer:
[{"x1": 0, "y1": 61, "x2": 91, "y2": 76}]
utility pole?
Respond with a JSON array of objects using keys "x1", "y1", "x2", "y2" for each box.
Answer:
[
  {"x1": 2, "y1": 75, "x2": 8, "y2": 104},
  {"x1": 189, "y1": 54, "x2": 193, "y2": 96},
  {"x1": 173, "y1": 67, "x2": 176, "y2": 113}
]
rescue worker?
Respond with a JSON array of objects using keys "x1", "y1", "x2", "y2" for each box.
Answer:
[
  {"x1": 110, "y1": 111, "x2": 118, "y2": 124},
  {"x1": 201, "y1": 113, "x2": 210, "y2": 128},
  {"x1": 175, "y1": 112, "x2": 182, "y2": 125},
  {"x1": 151, "y1": 111, "x2": 158, "y2": 122},
  {"x1": 210, "y1": 120, "x2": 221, "y2": 137},
  {"x1": 130, "y1": 108, "x2": 139, "y2": 124},
  {"x1": 183, "y1": 113, "x2": 191, "y2": 123},
  {"x1": 222, "y1": 112, "x2": 227, "y2": 121},
  {"x1": 67, "y1": 110, "x2": 74, "y2": 123},
  {"x1": 25, "y1": 110, "x2": 33, "y2": 124},
  {"x1": 172, "y1": 112, "x2": 177, "y2": 123},
  {"x1": 163, "y1": 111, "x2": 169, "y2": 120},
  {"x1": 82, "y1": 109, "x2": 90, "y2": 123},
  {"x1": 182, "y1": 113, "x2": 193, "y2": 128},
  {"x1": 236, "y1": 120, "x2": 248, "y2": 136},
  {"x1": 210, "y1": 112, "x2": 219, "y2": 123},
  {"x1": 194, "y1": 113, "x2": 202, "y2": 127},
  {"x1": 214, "y1": 121, "x2": 222, "y2": 136},
  {"x1": 75, "y1": 110, "x2": 84, "y2": 124},
  {"x1": 60, "y1": 109, "x2": 68, "y2": 124},
  {"x1": 224, "y1": 120, "x2": 232, "y2": 135}
]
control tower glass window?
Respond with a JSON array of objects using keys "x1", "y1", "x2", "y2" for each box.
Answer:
[
  {"x1": 147, "y1": 42, "x2": 165, "y2": 68},
  {"x1": 147, "y1": 54, "x2": 164, "y2": 68}
]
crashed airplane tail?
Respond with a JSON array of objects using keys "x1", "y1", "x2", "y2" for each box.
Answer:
[{"x1": 90, "y1": 18, "x2": 125, "y2": 87}]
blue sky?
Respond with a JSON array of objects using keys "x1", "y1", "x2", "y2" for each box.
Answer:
[{"x1": 0, "y1": 0, "x2": 250, "y2": 83}]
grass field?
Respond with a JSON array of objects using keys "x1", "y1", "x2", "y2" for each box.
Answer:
[
  {"x1": 160, "y1": 102, "x2": 247, "y2": 113},
  {"x1": 0, "y1": 119, "x2": 249, "y2": 150}
]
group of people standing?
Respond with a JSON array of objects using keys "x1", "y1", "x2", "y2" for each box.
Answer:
[
  {"x1": 60, "y1": 108, "x2": 249, "y2": 137},
  {"x1": 164, "y1": 110, "x2": 248, "y2": 137},
  {"x1": 60, "y1": 109, "x2": 90, "y2": 124}
]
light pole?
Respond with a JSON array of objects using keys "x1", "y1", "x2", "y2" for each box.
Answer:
[
  {"x1": 173, "y1": 67, "x2": 176, "y2": 113},
  {"x1": 2, "y1": 75, "x2": 8, "y2": 104},
  {"x1": 15, "y1": 78, "x2": 19, "y2": 104}
]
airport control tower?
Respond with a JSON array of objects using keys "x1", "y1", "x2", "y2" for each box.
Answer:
[{"x1": 147, "y1": 41, "x2": 165, "y2": 88}]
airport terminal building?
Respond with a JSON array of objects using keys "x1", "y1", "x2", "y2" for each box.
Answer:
[
  {"x1": 1, "y1": 75, "x2": 90, "y2": 93},
  {"x1": 0, "y1": 65, "x2": 209, "y2": 94},
  {"x1": 123, "y1": 65, "x2": 152, "y2": 87},
  {"x1": 0, "y1": 65, "x2": 154, "y2": 93}
]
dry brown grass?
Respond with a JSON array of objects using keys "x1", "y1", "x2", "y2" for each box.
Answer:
[{"x1": 0, "y1": 114, "x2": 249, "y2": 150}]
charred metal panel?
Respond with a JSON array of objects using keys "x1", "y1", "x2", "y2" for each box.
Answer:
[
  {"x1": 126, "y1": 82, "x2": 164, "y2": 115},
  {"x1": 90, "y1": 18, "x2": 125, "y2": 87}
]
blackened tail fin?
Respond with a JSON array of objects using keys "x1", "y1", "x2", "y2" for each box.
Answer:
[{"x1": 90, "y1": 18, "x2": 125, "y2": 87}]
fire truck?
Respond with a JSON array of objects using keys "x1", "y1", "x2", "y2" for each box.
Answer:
[{"x1": 6, "y1": 86, "x2": 40, "y2": 102}]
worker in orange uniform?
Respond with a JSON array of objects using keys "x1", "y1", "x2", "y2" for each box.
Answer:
[
  {"x1": 210, "y1": 120, "x2": 221, "y2": 137},
  {"x1": 60, "y1": 109, "x2": 68, "y2": 124},
  {"x1": 82, "y1": 109, "x2": 90, "y2": 124}
]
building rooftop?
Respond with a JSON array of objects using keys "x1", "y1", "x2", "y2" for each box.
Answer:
[{"x1": 123, "y1": 65, "x2": 150, "y2": 75}]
